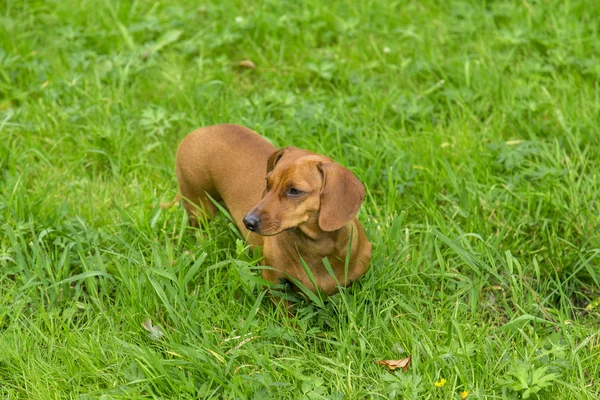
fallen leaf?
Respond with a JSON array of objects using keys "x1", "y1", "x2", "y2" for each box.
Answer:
[
  {"x1": 375, "y1": 355, "x2": 411, "y2": 372},
  {"x1": 142, "y1": 319, "x2": 165, "y2": 341},
  {"x1": 239, "y1": 60, "x2": 256, "y2": 69}
]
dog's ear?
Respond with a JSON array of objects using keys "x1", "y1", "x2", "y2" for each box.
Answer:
[
  {"x1": 266, "y1": 146, "x2": 297, "y2": 173},
  {"x1": 318, "y1": 163, "x2": 365, "y2": 232}
]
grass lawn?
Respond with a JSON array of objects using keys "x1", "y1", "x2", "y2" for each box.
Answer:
[{"x1": 1, "y1": 0, "x2": 599, "y2": 398}]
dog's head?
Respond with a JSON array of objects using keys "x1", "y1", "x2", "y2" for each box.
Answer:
[{"x1": 243, "y1": 146, "x2": 365, "y2": 236}]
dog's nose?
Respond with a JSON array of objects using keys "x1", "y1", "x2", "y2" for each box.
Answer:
[{"x1": 243, "y1": 213, "x2": 260, "y2": 232}]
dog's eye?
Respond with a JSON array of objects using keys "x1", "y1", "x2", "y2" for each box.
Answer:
[{"x1": 287, "y1": 188, "x2": 304, "y2": 197}]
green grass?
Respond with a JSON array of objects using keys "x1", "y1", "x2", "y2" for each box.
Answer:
[{"x1": 1, "y1": 0, "x2": 599, "y2": 398}]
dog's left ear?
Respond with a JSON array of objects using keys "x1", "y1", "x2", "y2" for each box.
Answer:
[
  {"x1": 266, "y1": 146, "x2": 297, "y2": 173},
  {"x1": 318, "y1": 163, "x2": 365, "y2": 232}
]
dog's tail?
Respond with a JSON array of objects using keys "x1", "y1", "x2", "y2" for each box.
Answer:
[{"x1": 160, "y1": 193, "x2": 181, "y2": 209}]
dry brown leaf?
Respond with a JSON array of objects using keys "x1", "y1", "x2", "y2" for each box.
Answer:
[
  {"x1": 375, "y1": 355, "x2": 412, "y2": 372},
  {"x1": 239, "y1": 60, "x2": 256, "y2": 69}
]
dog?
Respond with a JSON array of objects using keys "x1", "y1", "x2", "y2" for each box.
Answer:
[{"x1": 173, "y1": 124, "x2": 372, "y2": 300}]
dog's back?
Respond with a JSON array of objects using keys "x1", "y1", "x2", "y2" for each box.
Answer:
[{"x1": 175, "y1": 124, "x2": 275, "y2": 245}]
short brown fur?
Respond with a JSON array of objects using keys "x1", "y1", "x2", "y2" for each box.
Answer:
[{"x1": 174, "y1": 124, "x2": 372, "y2": 299}]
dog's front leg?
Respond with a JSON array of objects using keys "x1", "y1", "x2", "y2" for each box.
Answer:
[{"x1": 261, "y1": 268, "x2": 296, "y2": 317}]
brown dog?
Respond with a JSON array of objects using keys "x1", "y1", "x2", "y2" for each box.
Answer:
[{"x1": 174, "y1": 124, "x2": 371, "y2": 298}]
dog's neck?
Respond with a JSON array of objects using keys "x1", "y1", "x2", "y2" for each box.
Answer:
[{"x1": 283, "y1": 219, "x2": 357, "y2": 258}]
